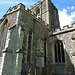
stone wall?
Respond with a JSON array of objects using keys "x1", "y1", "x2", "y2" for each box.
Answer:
[
  {"x1": 30, "y1": 0, "x2": 60, "y2": 31},
  {"x1": 0, "y1": 4, "x2": 22, "y2": 75},
  {"x1": 18, "y1": 6, "x2": 50, "y2": 74},
  {"x1": 0, "y1": 1, "x2": 75, "y2": 75},
  {"x1": 49, "y1": 25, "x2": 75, "y2": 75},
  {"x1": 0, "y1": 3, "x2": 50, "y2": 75}
]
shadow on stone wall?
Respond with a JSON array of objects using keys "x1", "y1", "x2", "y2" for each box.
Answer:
[
  {"x1": 49, "y1": 35, "x2": 75, "y2": 75},
  {"x1": 21, "y1": 33, "x2": 75, "y2": 75}
]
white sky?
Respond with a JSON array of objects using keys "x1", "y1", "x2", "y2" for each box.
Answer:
[{"x1": 59, "y1": 6, "x2": 75, "y2": 28}]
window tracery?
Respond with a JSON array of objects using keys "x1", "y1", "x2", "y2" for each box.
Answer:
[{"x1": 54, "y1": 41, "x2": 65, "y2": 63}]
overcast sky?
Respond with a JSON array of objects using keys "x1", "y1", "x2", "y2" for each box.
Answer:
[{"x1": 0, "y1": 0, "x2": 75, "y2": 28}]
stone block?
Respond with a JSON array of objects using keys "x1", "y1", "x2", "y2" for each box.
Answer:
[
  {"x1": 35, "y1": 67, "x2": 40, "y2": 75},
  {"x1": 42, "y1": 67, "x2": 47, "y2": 75}
]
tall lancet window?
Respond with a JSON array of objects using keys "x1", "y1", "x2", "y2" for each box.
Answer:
[
  {"x1": 0, "y1": 20, "x2": 8, "y2": 56},
  {"x1": 61, "y1": 42, "x2": 65, "y2": 62},
  {"x1": 54, "y1": 41, "x2": 65, "y2": 63},
  {"x1": 44, "y1": 37, "x2": 46, "y2": 66},
  {"x1": 27, "y1": 31, "x2": 32, "y2": 62}
]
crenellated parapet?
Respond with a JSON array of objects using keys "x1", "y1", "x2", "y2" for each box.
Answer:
[
  {"x1": 6, "y1": 3, "x2": 25, "y2": 14},
  {"x1": 26, "y1": 8, "x2": 32, "y2": 14},
  {"x1": 1, "y1": 3, "x2": 49, "y2": 29},
  {"x1": 53, "y1": 23, "x2": 75, "y2": 35}
]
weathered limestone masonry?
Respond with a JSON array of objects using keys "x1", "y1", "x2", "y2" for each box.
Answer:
[
  {"x1": 0, "y1": 4, "x2": 24, "y2": 75},
  {"x1": 0, "y1": 2, "x2": 50, "y2": 75},
  {"x1": 50, "y1": 24, "x2": 75, "y2": 75},
  {"x1": 30, "y1": 0, "x2": 60, "y2": 31},
  {"x1": 0, "y1": 0, "x2": 75, "y2": 75},
  {"x1": 18, "y1": 4, "x2": 49, "y2": 75}
]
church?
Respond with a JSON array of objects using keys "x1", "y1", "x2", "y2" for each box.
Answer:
[{"x1": 0, "y1": 0, "x2": 75, "y2": 75}]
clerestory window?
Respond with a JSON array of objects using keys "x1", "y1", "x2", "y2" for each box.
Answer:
[
  {"x1": 54, "y1": 41, "x2": 65, "y2": 63},
  {"x1": 44, "y1": 37, "x2": 46, "y2": 66},
  {"x1": 27, "y1": 31, "x2": 32, "y2": 62}
]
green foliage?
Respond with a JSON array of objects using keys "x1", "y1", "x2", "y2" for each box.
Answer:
[{"x1": 52, "y1": 72, "x2": 55, "y2": 75}]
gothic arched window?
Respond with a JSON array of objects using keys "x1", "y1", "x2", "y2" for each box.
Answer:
[
  {"x1": 44, "y1": 37, "x2": 46, "y2": 66},
  {"x1": 54, "y1": 41, "x2": 65, "y2": 63},
  {"x1": 0, "y1": 19, "x2": 8, "y2": 56},
  {"x1": 27, "y1": 31, "x2": 32, "y2": 62}
]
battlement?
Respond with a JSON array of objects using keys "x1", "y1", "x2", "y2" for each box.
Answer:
[
  {"x1": 7, "y1": 3, "x2": 25, "y2": 14},
  {"x1": 0, "y1": 3, "x2": 25, "y2": 23},
  {"x1": 26, "y1": 8, "x2": 32, "y2": 14},
  {"x1": 6, "y1": 3, "x2": 49, "y2": 29},
  {"x1": 53, "y1": 23, "x2": 75, "y2": 35}
]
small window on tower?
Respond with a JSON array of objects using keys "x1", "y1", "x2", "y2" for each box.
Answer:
[
  {"x1": 36, "y1": 7, "x2": 40, "y2": 15},
  {"x1": 36, "y1": 7, "x2": 40, "y2": 18}
]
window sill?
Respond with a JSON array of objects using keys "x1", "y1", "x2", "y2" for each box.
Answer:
[{"x1": 54, "y1": 63, "x2": 66, "y2": 66}]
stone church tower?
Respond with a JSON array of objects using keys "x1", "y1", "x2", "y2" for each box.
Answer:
[
  {"x1": 30, "y1": 0, "x2": 60, "y2": 31},
  {"x1": 0, "y1": 0, "x2": 75, "y2": 75}
]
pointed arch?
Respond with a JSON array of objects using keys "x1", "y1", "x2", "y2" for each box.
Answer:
[
  {"x1": 54, "y1": 40, "x2": 65, "y2": 63},
  {"x1": 27, "y1": 30, "x2": 32, "y2": 62}
]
